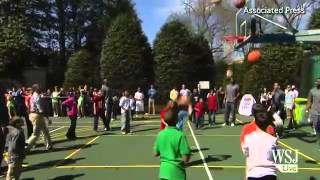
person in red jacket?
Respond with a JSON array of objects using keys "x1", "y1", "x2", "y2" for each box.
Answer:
[
  {"x1": 194, "y1": 97, "x2": 205, "y2": 129},
  {"x1": 92, "y1": 89, "x2": 109, "y2": 132},
  {"x1": 207, "y1": 89, "x2": 218, "y2": 126},
  {"x1": 159, "y1": 100, "x2": 173, "y2": 131}
]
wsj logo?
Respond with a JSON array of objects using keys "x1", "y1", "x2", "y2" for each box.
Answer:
[{"x1": 272, "y1": 149, "x2": 298, "y2": 173}]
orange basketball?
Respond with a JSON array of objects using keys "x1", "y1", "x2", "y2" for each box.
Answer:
[
  {"x1": 234, "y1": 0, "x2": 246, "y2": 9},
  {"x1": 247, "y1": 49, "x2": 261, "y2": 63}
]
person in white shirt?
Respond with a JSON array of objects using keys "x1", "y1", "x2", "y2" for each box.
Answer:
[
  {"x1": 134, "y1": 87, "x2": 144, "y2": 118},
  {"x1": 285, "y1": 87, "x2": 297, "y2": 129},
  {"x1": 119, "y1": 90, "x2": 131, "y2": 134},
  {"x1": 291, "y1": 85, "x2": 299, "y2": 98},
  {"x1": 241, "y1": 104, "x2": 277, "y2": 180},
  {"x1": 179, "y1": 84, "x2": 190, "y2": 97}
]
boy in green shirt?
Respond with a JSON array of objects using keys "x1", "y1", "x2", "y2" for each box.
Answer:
[{"x1": 153, "y1": 103, "x2": 191, "y2": 180}]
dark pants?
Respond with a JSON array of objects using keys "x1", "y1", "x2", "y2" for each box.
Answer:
[
  {"x1": 66, "y1": 116, "x2": 77, "y2": 138},
  {"x1": 208, "y1": 110, "x2": 216, "y2": 125},
  {"x1": 0, "y1": 127, "x2": 7, "y2": 168},
  {"x1": 248, "y1": 175, "x2": 277, "y2": 180},
  {"x1": 105, "y1": 106, "x2": 112, "y2": 130},
  {"x1": 311, "y1": 114, "x2": 320, "y2": 145},
  {"x1": 16, "y1": 110, "x2": 33, "y2": 137},
  {"x1": 224, "y1": 102, "x2": 236, "y2": 124},
  {"x1": 195, "y1": 116, "x2": 203, "y2": 129},
  {"x1": 94, "y1": 111, "x2": 108, "y2": 131}
]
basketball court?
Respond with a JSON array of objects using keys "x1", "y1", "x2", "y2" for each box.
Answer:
[{"x1": 15, "y1": 114, "x2": 319, "y2": 180}]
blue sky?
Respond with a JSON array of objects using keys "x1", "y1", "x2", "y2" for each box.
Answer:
[
  {"x1": 133, "y1": 0, "x2": 184, "y2": 44},
  {"x1": 132, "y1": 0, "x2": 316, "y2": 44}
]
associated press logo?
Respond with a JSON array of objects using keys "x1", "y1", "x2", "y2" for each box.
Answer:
[{"x1": 272, "y1": 149, "x2": 298, "y2": 173}]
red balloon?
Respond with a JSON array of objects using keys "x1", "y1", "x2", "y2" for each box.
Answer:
[
  {"x1": 247, "y1": 49, "x2": 261, "y2": 63},
  {"x1": 234, "y1": 0, "x2": 246, "y2": 9}
]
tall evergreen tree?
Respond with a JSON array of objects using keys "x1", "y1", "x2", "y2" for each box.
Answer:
[
  {"x1": 309, "y1": 8, "x2": 320, "y2": 29},
  {"x1": 100, "y1": 13, "x2": 153, "y2": 92},
  {"x1": 154, "y1": 21, "x2": 214, "y2": 98},
  {"x1": 237, "y1": 44, "x2": 303, "y2": 97},
  {"x1": 0, "y1": 0, "x2": 28, "y2": 75},
  {"x1": 64, "y1": 49, "x2": 94, "y2": 87}
]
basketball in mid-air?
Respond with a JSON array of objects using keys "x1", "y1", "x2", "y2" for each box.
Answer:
[
  {"x1": 247, "y1": 49, "x2": 261, "y2": 63},
  {"x1": 234, "y1": 0, "x2": 246, "y2": 9}
]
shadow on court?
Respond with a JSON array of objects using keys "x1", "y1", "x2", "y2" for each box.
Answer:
[
  {"x1": 282, "y1": 130, "x2": 316, "y2": 144},
  {"x1": 48, "y1": 173, "x2": 85, "y2": 180},
  {"x1": 186, "y1": 154, "x2": 232, "y2": 167},
  {"x1": 190, "y1": 147, "x2": 209, "y2": 153},
  {"x1": 22, "y1": 158, "x2": 85, "y2": 172},
  {"x1": 28, "y1": 143, "x2": 98, "y2": 155}
]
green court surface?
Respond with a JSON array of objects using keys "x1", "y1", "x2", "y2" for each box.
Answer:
[{"x1": 19, "y1": 114, "x2": 320, "y2": 180}]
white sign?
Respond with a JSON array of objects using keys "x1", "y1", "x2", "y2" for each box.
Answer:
[
  {"x1": 198, "y1": 81, "x2": 210, "y2": 90},
  {"x1": 272, "y1": 149, "x2": 299, "y2": 173},
  {"x1": 238, "y1": 94, "x2": 256, "y2": 116}
]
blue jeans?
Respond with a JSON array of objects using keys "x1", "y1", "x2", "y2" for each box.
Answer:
[
  {"x1": 311, "y1": 114, "x2": 320, "y2": 145},
  {"x1": 177, "y1": 110, "x2": 188, "y2": 131},
  {"x1": 208, "y1": 110, "x2": 216, "y2": 125},
  {"x1": 224, "y1": 102, "x2": 236, "y2": 124}
]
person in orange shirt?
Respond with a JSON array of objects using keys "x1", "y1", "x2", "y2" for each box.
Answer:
[
  {"x1": 240, "y1": 104, "x2": 277, "y2": 180},
  {"x1": 159, "y1": 100, "x2": 174, "y2": 131}
]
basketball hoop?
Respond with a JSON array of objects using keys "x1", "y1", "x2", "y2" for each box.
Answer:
[{"x1": 223, "y1": 35, "x2": 246, "y2": 63}]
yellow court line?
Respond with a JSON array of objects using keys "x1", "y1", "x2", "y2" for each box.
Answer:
[
  {"x1": 50, "y1": 128, "x2": 92, "y2": 138},
  {"x1": 55, "y1": 165, "x2": 320, "y2": 171},
  {"x1": 278, "y1": 140, "x2": 320, "y2": 165},
  {"x1": 62, "y1": 136, "x2": 100, "y2": 160}
]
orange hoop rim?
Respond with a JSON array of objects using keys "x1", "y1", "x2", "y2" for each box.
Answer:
[{"x1": 223, "y1": 35, "x2": 246, "y2": 43}]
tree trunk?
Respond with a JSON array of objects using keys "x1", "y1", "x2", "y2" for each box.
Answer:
[{"x1": 56, "y1": 0, "x2": 66, "y2": 66}]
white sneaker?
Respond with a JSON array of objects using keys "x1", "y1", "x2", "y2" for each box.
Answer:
[
  {"x1": 222, "y1": 123, "x2": 226, "y2": 127},
  {"x1": 231, "y1": 123, "x2": 235, "y2": 127}
]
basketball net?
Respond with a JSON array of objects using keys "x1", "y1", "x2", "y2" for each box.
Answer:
[{"x1": 223, "y1": 36, "x2": 245, "y2": 64}]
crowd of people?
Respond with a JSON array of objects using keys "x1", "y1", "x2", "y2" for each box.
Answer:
[{"x1": 1, "y1": 76, "x2": 320, "y2": 180}]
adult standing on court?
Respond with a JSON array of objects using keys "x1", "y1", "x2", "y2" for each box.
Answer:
[
  {"x1": 271, "y1": 83, "x2": 285, "y2": 138},
  {"x1": 134, "y1": 87, "x2": 144, "y2": 118},
  {"x1": 223, "y1": 78, "x2": 240, "y2": 127},
  {"x1": 217, "y1": 86, "x2": 225, "y2": 111},
  {"x1": 285, "y1": 86, "x2": 296, "y2": 129},
  {"x1": 51, "y1": 86, "x2": 60, "y2": 117},
  {"x1": 307, "y1": 77, "x2": 320, "y2": 149},
  {"x1": 148, "y1": 85, "x2": 157, "y2": 115},
  {"x1": 101, "y1": 79, "x2": 112, "y2": 131},
  {"x1": 27, "y1": 84, "x2": 53, "y2": 151},
  {"x1": 0, "y1": 81, "x2": 9, "y2": 176}
]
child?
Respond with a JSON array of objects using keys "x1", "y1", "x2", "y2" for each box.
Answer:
[
  {"x1": 119, "y1": 90, "x2": 131, "y2": 134},
  {"x1": 62, "y1": 93, "x2": 78, "y2": 140},
  {"x1": 159, "y1": 100, "x2": 173, "y2": 131},
  {"x1": 194, "y1": 97, "x2": 205, "y2": 129},
  {"x1": 207, "y1": 89, "x2": 218, "y2": 126},
  {"x1": 6, "y1": 117, "x2": 25, "y2": 180},
  {"x1": 6, "y1": 95, "x2": 16, "y2": 120},
  {"x1": 153, "y1": 102, "x2": 191, "y2": 180},
  {"x1": 92, "y1": 90, "x2": 109, "y2": 132},
  {"x1": 240, "y1": 104, "x2": 277, "y2": 180}
]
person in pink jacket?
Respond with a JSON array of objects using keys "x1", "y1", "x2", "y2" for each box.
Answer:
[
  {"x1": 62, "y1": 92, "x2": 78, "y2": 140},
  {"x1": 207, "y1": 89, "x2": 218, "y2": 127}
]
